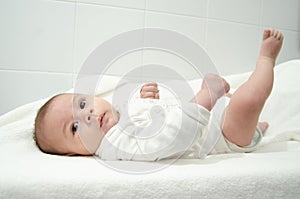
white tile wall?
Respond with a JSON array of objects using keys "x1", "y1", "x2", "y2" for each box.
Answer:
[
  {"x1": 1, "y1": 0, "x2": 300, "y2": 115},
  {"x1": 74, "y1": 3, "x2": 145, "y2": 74},
  {"x1": 208, "y1": 0, "x2": 261, "y2": 25},
  {"x1": 206, "y1": 20, "x2": 261, "y2": 75},
  {"x1": 0, "y1": 0, "x2": 75, "y2": 72},
  {"x1": 145, "y1": 11, "x2": 206, "y2": 46},
  {"x1": 144, "y1": 11, "x2": 207, "y2": 79},
  {"x1": 147, "y1": 0, "x2": 208, "y2": 17},
  {"x1": 78, "y1": 0, "x2": 146, "y2": 10},
  {"x1": 0, "y1": 70, "x2": 73, "y2": 115},
  {"x1": 276, "y1": 29, "x2": 300, "y2": 63},
  {"x1": 262, "y1": 0, "x2": 300, "y2": 31}
]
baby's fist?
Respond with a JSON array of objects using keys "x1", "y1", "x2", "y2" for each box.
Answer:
[{"x1": 140, "y1": 82, "x2": 159, "y2": 99}]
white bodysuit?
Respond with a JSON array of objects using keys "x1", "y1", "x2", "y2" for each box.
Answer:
[{"x1": 95, "y1": 97, "x2": 262, "y2": 161}]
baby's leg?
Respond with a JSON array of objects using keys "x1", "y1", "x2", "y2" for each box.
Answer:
[
  {"x1": 192, "y1": 74, "x2": 230, "y2": 111},
  {"x1": 222, "y1": 29, "x2": 283, "y2": 146}
]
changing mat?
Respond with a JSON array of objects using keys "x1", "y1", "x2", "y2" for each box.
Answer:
[{"x1": 1, "y1": 60, "x2": 300, "y2": 199}]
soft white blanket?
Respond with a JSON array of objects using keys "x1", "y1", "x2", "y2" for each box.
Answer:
[{"x1": 1, "y1": 60, "x2": 300, "y2": 199}]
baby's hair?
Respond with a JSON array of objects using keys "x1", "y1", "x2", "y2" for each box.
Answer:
[{"x1": 33, "y1": 93, "x2": 64, "y2": 153}]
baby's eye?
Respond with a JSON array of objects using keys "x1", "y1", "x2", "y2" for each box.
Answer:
[
  {"x1": 80, "y1": 100, "x2": 86, "y2": 109},
  {"x1": 72, "y1": 121, "x2": 79, "y2": 133}
]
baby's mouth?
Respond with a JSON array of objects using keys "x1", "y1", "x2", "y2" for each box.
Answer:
[{"x1": 99, "y1": 113, "x2": 105, "y2": 128}]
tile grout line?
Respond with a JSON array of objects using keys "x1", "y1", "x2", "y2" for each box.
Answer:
[
  {"x1": 0, "y1": 69, "x2": 75, "y2": 75},
  {"x1": 204, "y1": 0, "x2": 210, "y2": 49},
  {"x1": 71, "y1": 0, "x2": 78, "y2": 87},
  {"x1": 51, "y1": 0, "x2": 300, "y2": 32}
]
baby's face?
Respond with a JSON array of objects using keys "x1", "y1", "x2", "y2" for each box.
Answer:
[{"x1": 43, "y1": 94, "x2": 119, "y2": 155}]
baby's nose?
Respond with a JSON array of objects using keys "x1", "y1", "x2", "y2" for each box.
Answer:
[{"x1": 85, "y1": 109, "x2": 95, "y2": 122}]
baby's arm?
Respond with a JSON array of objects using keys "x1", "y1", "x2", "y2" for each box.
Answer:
[{"x1": 140, "y1": 82, "x2": 160, "y2": 99}]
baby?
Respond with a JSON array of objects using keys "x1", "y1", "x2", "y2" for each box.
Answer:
[{"x1": 34, "y1": 29, "x2": 283, "y2": 160}]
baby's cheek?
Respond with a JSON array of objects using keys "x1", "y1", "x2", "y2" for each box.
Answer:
[
  {"x1": 78, "y1": 126, "x2": 103, "y2": 153},
  {"x1": 103, "y1": 119, "x2": 115, "y2": 135}
]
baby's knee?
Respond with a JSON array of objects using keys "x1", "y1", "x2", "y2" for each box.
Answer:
[{"x1": 233, "y1": 88, "x2": 265, "y2": 113}]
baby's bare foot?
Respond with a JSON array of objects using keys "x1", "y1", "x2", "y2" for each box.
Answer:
[
  {"x1": 258, "y1": 121, "x2": 269, "y2": 135},
  {"x1": 259, "y1": 29, "x2": 284, "y2": 63},
  {"x1": 202, "y1": 74, "x2": 230, "y2": 100},
  {"x1": 192, "y1": 74, "x2": 230, "y2": 111}
]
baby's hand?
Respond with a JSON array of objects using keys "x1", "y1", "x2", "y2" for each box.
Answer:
[{"x1": 140, "y1": 82, "x2": 160, "y2": 99}]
